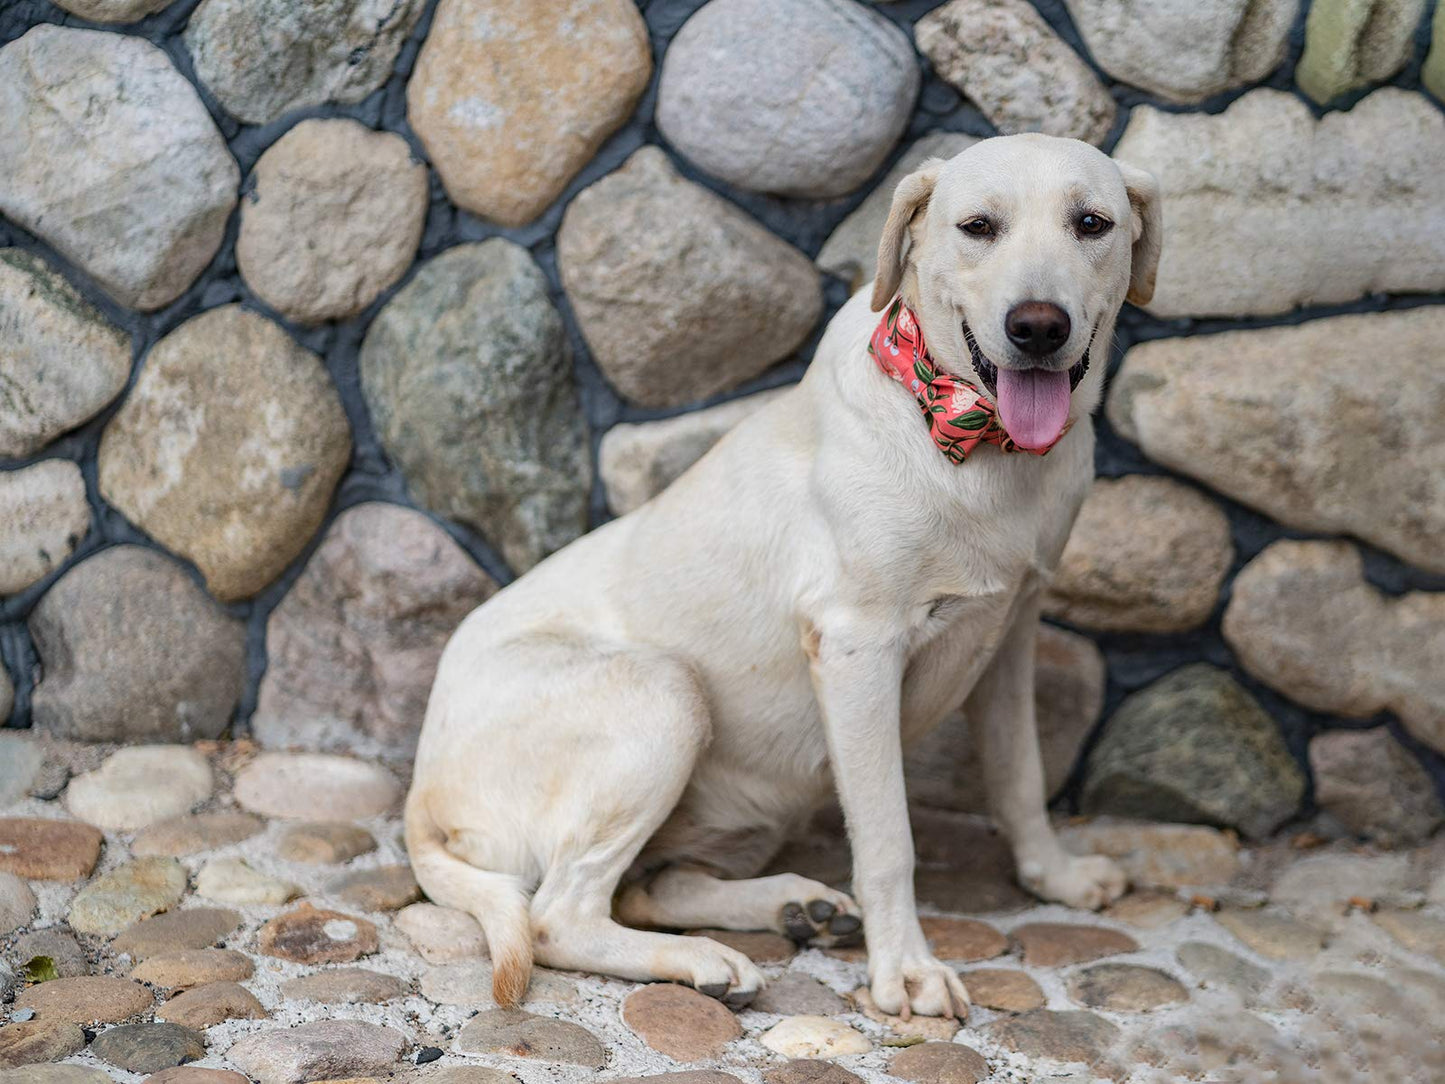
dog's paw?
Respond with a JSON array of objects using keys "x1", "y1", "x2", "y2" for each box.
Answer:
[
  {"x1": 869, "y1": 954, "x2": 971, "y2": 1019},
  {"x1": 684, "y1": 937, "x2": 766, "y2": 1009},
  {"x1": 1021, "y1": 853, "x2": 1127, "y2": 910},
  {"x1": 776, "y1": 883, "x2": 862, "y2": 946}
]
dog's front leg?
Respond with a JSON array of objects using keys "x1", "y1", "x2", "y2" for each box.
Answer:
[
  {"x1": 968, "y1": 595, "x2": 1126, "y2": 909},
  {"x1": 807, "y1": 612, "x2": 970, "y2": 1019}
]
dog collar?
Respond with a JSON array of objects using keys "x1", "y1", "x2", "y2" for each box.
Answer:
[{"x1": 867, "y1": 298, "x2": 1068, "y2": 463}]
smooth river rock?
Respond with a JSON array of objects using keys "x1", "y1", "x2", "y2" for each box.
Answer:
[
  {"x1": 1309, "y1": 727, "x2": 1444, "y2": 846},
  {"x1": 226, "y1": 1021, "x2": 405, "y2": 1084},
  {"x1": 0, "y1": 460, "x2": 89, "y2": 595},
  {"x1": 64, "y1": 746, "x2": 213, "y2": 831},
  {"x1": 67, "y1": 857, "x2": 187, "y2": 936},
  {"x1": 234, "y1": 753, "x2": 400, "y2": 821},
  {"x1": 1297, "y1": 0, "x2": 1424, "y2": 103},
  {"x1": 51, "y1": 0, "x2": 174, "y2": 21}
]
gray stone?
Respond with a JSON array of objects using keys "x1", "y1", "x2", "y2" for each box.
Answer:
[
  {"x1": 132, "y1": 812, "x2": 266, "y2": 858},
  {"x1": 1066, "y1": 964, "x2": 1188, "y2": 1012},
  {"x1": 67, "y1": 857, "x2": 187, "y2": 937},
  {"x1": 419, "y1": 959, "x2": 577, "y2": 1007},
  {"x1": 763, "y1": 1066, "x2": 861, "y2": 1084},
  {"x1": 194, "y1": 858, "x2": 297, "y2": 906},
  {"x1": 1176, "y1": 941, "x2": 1271, "y2": 1005},
  {"x1": 408, "y1": 0, "x2": 651, "y2": 227},
  {"x1": 185, "y1": 0, "x2": 428, "y2": 126},
  {"x1": 888, "y1": 1041, "x2": 988, "y2": 1084},
  {"x1": 916, "y1": 0, "x2": 1115, "y2": 144},
  {"x1": 559, "y1": 147, "x2": 822, "y2": 409},
  {"x1": 1223, "y1": 540, "x2": 1445, "y2": 754},
  {"x1": 252, "y1": 503, "x2": 496, "y2": 756},
  {"x1": 1308, "y1": 728, "x2": 1444, "y2": 845},
  {"x1": 982, "y1": 1010, "x2": 1120, "y2": 1065},
  {"x1": 237, "y1": 120, "x2": 428, "y2": 325},
  {"x1": 28, "y1": 546, "x2": 246, "y2": 742},
  {"x1": 0, "y1": 27, "x2": 238, "y2": 311},
  {"x1": 1297, "y1": 0, "x2": 1425, "y2": 104},
  {"x1": 656, "y1": 0, "x2": 918, "y2": 197},
  {"x1": 0, "y1": 461, "x2": 89, "y2": 596},
  {"x1": 0, "y1": 874, "x2": 36, "y2": 936},
  {"x1": 1082, "y1": 665, "x2": 1305, "y2": 839},
  {"x1": 817, "y1": 131, "x2": 980, "y2": 292},
  {"x1": 599, "y1": 388, "x2": 791, "y2": 515},
  {"x1": 0, "y1": 1066, "x2": 107, "y2": 1084},
  {"x1": 99, "y1": 307, "x2": 351, "y2": 602},
  {"x1": 0, "y1": 1020, "x2": 87, "y2": 1070},
  {"x1": 1215, "y1": 910, "x2": 1325, "y2": 962},
  {"x1": 13, "y1": 975, "x2": 153, "y2": 1025},
  {"x1": 1428, "y1": 3, "x2": 1445, "y2": 98},
  {"x1": 1112, "y1": 89, "x2": 1445, "y2": 317},
  {"x1": 394, "y1": 903, "x2": 485, "y2": 964},
  {"x1": 225, "y1": 1021, "x2": 405, "y2": 1084},
  {"x1": 90, "y1": 1023, "x2": 205, "y2": 1074},
  {"x1": 1043, "y1": 476, "x2": 1232, "y2": 633},
  {"x1": 64, "y1": 746, "x2": 213, "y2": 832},
  {"x1": 1064, "y1": 0, "x2": 1297, "y2": 104},
  {"x1": 455, "y1": 1009, "x2": 605, "y2": 1068},
  {"x1": 750, "y1": 973, "x2": 848, "y2": 1016},
  {"x1": 50, "y1": 0, "x2": 174, "y2": 20},
  {"x1": 234, "y1": 753, "x2": 400, "y2": 821},
  {"x1": 9, "y1": 928, "x2": 89, "y2": 980},
  {"x1": 361, "y1": 240, "x2": 589, "y2": 572},
  {"x1": 0, "y1": 734, "x2": 42, "y2": 808},
  {"x1": 156, "y1": 982, "x2": 265, "y2": 1029},
  {"x1": 326, "y1": 865, "x2": 420, "y2": 912},
  {"x1": 1270, "y1": 854, "x2": 1410, "y2": 918},
  {"x1": 130, "y1": 949, "x2": 254, "y2": 990},
  {"x1": 275, "y1": 821, "x2": 376, "y2": 865},
  {"x1": 111, "y1": 908, "x2": 243, "y2": 960},
  {"x1": 0, "y1": 250, "x2": 130, "y2": 460},
  {"x1": 280, "y1": 967, "x2": 405, "y2": 1004}
]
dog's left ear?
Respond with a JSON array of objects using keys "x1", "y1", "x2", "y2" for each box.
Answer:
[
  {"x1": 871, "y1": 158, "x2": 943, "y2": 312},
  {"x1": 1116, "y1": 162, "x2": 1162, "y2": 308}
]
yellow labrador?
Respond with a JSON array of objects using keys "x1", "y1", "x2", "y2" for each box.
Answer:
[{"x1": 405, "y1": 133, "x2": 1162, "y2": 1017}]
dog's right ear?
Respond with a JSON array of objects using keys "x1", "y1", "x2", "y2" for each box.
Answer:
[{"x1": 871, "y1": 159, "x2": 943, "y2": 312}]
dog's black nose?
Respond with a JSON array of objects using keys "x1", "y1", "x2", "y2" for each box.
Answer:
[{"x1": 1005, "y1": 301, "x2": 1071, "y2": 357}]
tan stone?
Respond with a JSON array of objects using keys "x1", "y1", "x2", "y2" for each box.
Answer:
[
  {"x1": 1067, "y1": 964, "x2": 1189, "y2": 1012},
  {"x1": 1059, "y1": 820, "x2": 1240, "y2": 889},
  {"x1": 15, "y1": 976, "x2": 153, "y2": 1025},
  {"x1": 276, "y1": 821, "x2": 376, "y2": 865},
  {"x1": 1308, "y1": 727, "x2": 1444, "y2": 844},
  {"x1": 395, "y1": 903, "x2": 486, "y2": 964},
  {"x1": 132, "y1": 812, "x2": 265, "y2": 858},
  {"x1": 131, "y1": 949, "x2": 255, "y2": 990},
  {"x1": 1012, "y1": 922, "x2": 1139, "y2": 967},
  {"x1": 326, "y1": 865, "x2": 420, "y2": 912},
  {"x1": 1215, "y1": 910, "x2": 1325, "y2": 961},
  {"x1": 51, "y1": 0, "x2": 173, "y2": 21},
  {"x1": 0, "y1": 1019, "x2": 87, "y2": 1069},
  {"x1": 961, "y1": 969, "x2": 1045, "y2": 1013},
  {"x1": 64, "y1": 746, "x2": 213, "y2": 832},
  {"x1": 195, "y1": 857, "x2": 298, "y2": 905},
  {"x1": 0, "y1": 461, "x2": 89, "y2": 595},
  {"x1": 622, "y1": 983, "x2": 742, "y2": 1061},
  {"x1": 112, "y1": 907, "x2": 243, "y2": 960},
  {"x1": 983, "y1": 1009, "x2": 1119, "y2": 1065},
  {"x1": 685, "y1": 928, "x2": 796, "y2": 965},
  {"x1": 1104, "y1": 892, "x2": 1190, "y2": 930},
  {"x1": 407, "y1": 0, "x2": 650, "y2": 227},
  {"x1": 67, "y1": 857, "x2": 187, "y2": 936},
  {"x1": 280, "y1": 968, "x2": 405, "y2": 1005},
  {"x1": 887, "y1": 1041, "x2": 988, "y2": 1084},
  {"x1": 920, "y1": 916, "x2": 1009, "y2": 962},
  {"x1": 157, "y1": 981, "x2": 265, "y2": 1029},
  {"x1": 0, "y1": 817, "x2": 103, "y2": 881},
  {"x1": 1372, "y1": 910, "x2": 1445, "y2": 965},
  {"x1": 760, "y1": 1016, "x2": 870, "y2": 1058},
  {"x1": 234, "y1": 753, "x2": 400, "y2": 821}
]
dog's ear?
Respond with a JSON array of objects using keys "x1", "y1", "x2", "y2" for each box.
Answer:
[
  {"x1": 1117, "y1": 161, "x2": 1162, "y2": 308},
  {"x1": 871, "y1": 158, "x2": 943, "y2": 312}
]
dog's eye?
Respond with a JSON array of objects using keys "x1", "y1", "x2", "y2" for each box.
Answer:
[
  {"x1": 1076, "y1": 213, "x2": 1112, "y2": 236},
  {"x1": 959, "y1": 217, "x2": 993, "y2": 237}
]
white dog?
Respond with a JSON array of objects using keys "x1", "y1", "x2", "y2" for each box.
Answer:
[{"x1": 405, "y1": 134, "x2": 1162, "y2": 1018}]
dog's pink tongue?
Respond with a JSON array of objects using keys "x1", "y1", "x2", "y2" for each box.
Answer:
[{"x1": 994, "y1": 367, "x2": 1072, "y2": 450}]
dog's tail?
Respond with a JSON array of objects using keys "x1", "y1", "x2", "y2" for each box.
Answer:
[{"x1": 404, "y1": 788, "x2": 534, "y2": 1007}]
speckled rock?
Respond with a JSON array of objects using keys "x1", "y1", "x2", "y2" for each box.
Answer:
[
  {"x1": 455, "y1": 1009, "x2": 605, "y2": 1068},
  {"x1": 759, "y1": 1017, "x2": 870, "y2": 1059},
  {"x1": 0, "y1": 250, "x2": 130, "y2": 460},
  {"x1": 132, "y1": 813, "x2": 265, "y2": 859},
  {"x1": 1112, "y1": 89, "x2": 1445, "y2": 317},
  {"x1": 234, "y1": 753, "x2": 399, "y2": 821},
  {"x1": 361, "y1": 240, "x2": 588, "y2": 572},
  {"x1": 0, "y1": 27, "x2": 237, "y2": 311},
  {"x1": 280, "y1": 968, "x2": 405, "y2": 1005},
  {"x1": 1067, "y1": 964, "x2": 1188, "y2": 1012},
  {"x1": 623, "y1": 983, "x2": 742, "y2": 1061},
  {"x1": 226, "y1": 1021, "x2": 405, "y2": 1084},
  {"x1": 1297, "y1": 0, "x2": 1424, "y2": 103},
  {"x1": 961, "y1": 969, "x2": 1045, "y2": 1013},
  {"x1": 984, "y1": 1010, "x2": 1120, "y2": 1064},
  {"x1": 253, "y1": 503, "x2": 496, "y2": 755},
  {"x1": 157, "y1": 982, "x2": 265, "y2": 1029},
  {"x1": 1223, "y1": 540, "x2": 1445, "y2": 754},
  {"x1": 887, "y1": 1041, "x2": 988, "y2": 1084},
  {"x1": 195, "y1": 858, "x2": 298, "y2": 906},
  {"x1": 14, "y1": 975, "x2": 153, "y2": 1025},
  {"x1": 1308, "y1": 728, "x2": 1444, "y2": 845},
  {"x1": 1012, "y1": 923, "x2": 1138, "y2": 967},
  {"x1": 0, "y1": 461, "x2": 89, "y2": 595},
  {"x1": 916, "y1": 0, "x2": 1115, "y2": 144},
  {"x1": 0, "y1": 1068, "x2": 108, "y2": 1084},
  {"x1": 408, "y1": 0, "x2": 650, "y2": 226},
  {"x1": 256, "y1": 904, "x2": 379, "y2": 965},
  {"x1": 0, "y1": 818, "x2": 103, "y2": 882},
  {"x1": 559, "y1": 147, "x2": 822, "y2": 409},
  {"x1": 1059, "y1": 820, "x2": 1240, "y2": 889},
  {"x1": 50, "y1": 0, "x2": 174, "y2": 21},
  {"x1": 237, "y1": 120, "x2": 427, "y2": 324},
  {"x1": 99, "y1": 307, "x2": 351, "y2": 602},
  {"x1": 131, "y1": 949, "x2": 254, "y2": 991},
  {"x1": 0, "y1": 874, "x2": 36, "y2": 936},
  {"x1": 656, "y1": 0, "x2": 917, "y2": 197},
  {"x1": 0, "y1": 1020, "x2": 87, "y2": 1070},
  {"x1": 1082, "y1": 665, "x2": 1305, "y2": 839},
  {"x1": 28, "y1": 547, "x2": 245, "y2": 743},
  {"x1": 276, "y1": 822, "x2": 376, "y2": 865},
  {"x1": 1064, "y1": 0, "x2": 1296, "y2": 103},
  {"x1": 395, "y1": 903, "x2": 486, "y2": 964},
  {"x1": 68, "y1": 857, "x2": 187, "y2": 936},
  {"x1": 91, "y1": 1023, "x2": 206, "y2": 1073},
  {"x1": 10, "y1": 928, "x2": 89, "y2": 980},
  {"x1": 185, "y1": 0, "x2": 427, "y2": 126},
  {"x1": 65, "y1": 746, "x2": 213, "y2": 832},
  {"x1": 326, "y1": 866, "x2": 420, "y2": 912}
]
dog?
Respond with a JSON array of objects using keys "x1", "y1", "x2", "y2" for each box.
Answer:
[{"x1": 405, "y1": 133, "x2": 1162, "y2": 1019}]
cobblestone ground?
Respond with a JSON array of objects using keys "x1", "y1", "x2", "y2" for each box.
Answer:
[{"x1": 1, "y1": 739, "x2": 1442, "y2": 1084}]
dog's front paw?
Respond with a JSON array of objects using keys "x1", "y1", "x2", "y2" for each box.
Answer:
[
  {"x1": 869, "y1": 954, "x2": 970, "y2": 1020},
  {"x1": 1021, "y1": 853, "x2": 1127, "y2": 910}
]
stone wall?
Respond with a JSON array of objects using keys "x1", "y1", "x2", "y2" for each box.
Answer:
[{"x1": 2, "y1": 0, "x2": 1443, "y2": 844}]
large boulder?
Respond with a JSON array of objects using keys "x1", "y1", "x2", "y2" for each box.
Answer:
[
  {"x1": 253, "y1": 503, "x2": 498, "y2": 756},
  {"x1": 1297, "y1": 0, "x2": 1424, "y2": 104},
  {"x1": 558, "y1": 147, "x2": 822, "y2": 408},
  {"x1": 0, "y1": 27, "x2": 238, "y2": 311},
  {"x1": 99, "y1": 306, "x2": 351, "y2": 602},
  {"x1": 408, "y1": 0, "x2": 651, "y2": 227},
  {"x1": 1113, "y1": 88, "x2": 1445, "y2": 317},
  {"x1": 28, "y1": 546, "x2": 246, "y2": 743},
  {"x1": 1107, "y1": 308, "x2": 1445, "y2": 575},
  {"x1": 0, "y1": 459, "x2": 90, "y2": 596},
  {"x1": 656, "y1": 0, "x2": 918, "y2": 198},
  {"x1": 1309, "y1": 728, "x2": 1443, "y2": 847},
  {"x1": 361, "y1": 241, "x2": 590, "y2": 573}
]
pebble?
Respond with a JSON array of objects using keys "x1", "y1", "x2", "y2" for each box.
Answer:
[
  {"x1": 0, "y1": 818, "x2": 104, "y2": 881},
  {"x1": 195, "y1": 858, "x2": 298, "y2": 906},
  {"x1": 454, "y1": 1009, "x2": 606, "y2": 1068},
  {"x1": 685, "y1": 929, "x2": 795, "y2": 965},
  {"x1": 0, "y1": 460, "x2": 90, "y2": 596},
  {"x1": 850, "y1": 986, "x2": 958, "y2": 1041},
  {"x1": 1372, "y1": 911, "x2": 1445, "y2": 965},
  {"x1": 887, "y1": 1041, "x2": 989, "y2": 1084},
  {"x1": 0, "y1": 1067, "x2": 109, "y2": 1084},
  {"x1": 0, "y1": 874, "x2": 37, "y2": 935},
  {"x1": 983, "y1": 1009, "x2": 1121, "y2": 1065},
  {"x1": 750, "y1": 973, "x2": 848, "y2": 1016},
  {"x1": 0, "y1": 1020, "x2": 86, "y2": 1070},
  {"x1": 418, "y1": 960, "x2": 577, "y2": 1007},
  {"x1": 394, "y1": 903, "x2": 485, "y2": 963},
  {"x1": 67, "y1": 857, "x2": 186, "y2": 936},
  {"x1": 1011, "y1": 923, "x2": 1140, "y2": 967},
  {"x1": 1066, "y1": 964, "x2": 1189, "y2": 1012},
  {"x1": 920, "y1": 916, "x2": 1009, "y2": 962},
  {"x1": 1103, "y1": 891, "x2": 1191, "y2": 929},
  {"x1": 327, "y1": 866, "x2": 420, "y2": 912},
  {"x1": 145, "y1": 1070, "x2": 251, "y2": 1084},
  {"x1": 1175, "y1": 942, "x2": 1271, "y2": 1006},
  {"x1": 156, "y1": 982, "x2": 266, "y2": 1029},
  {"x1": 65, "y1": 747, "x2": 213, "y2": 832},
  {"x1": 112, "y1": 908, "x2": 243, "y2": 960},
  {"x1": 1309, "y1": 727, "x2": 1445, "y2": 847},
  {"x1": 234, "y1": 754, "x2": 400, "y2": 822},
  {"x1": 276, "y1": 822, "x2": 377, "y2": 865},
  {"x1": 961, "y1": 969, "x2": 1045, "y2": 1013},
  {"x1": 280, "y1": 968, "x2": 405, "y2": 1005},
  {"x1": 0, "y1": 734, "x2": 45, "y2": 809},
  {"x1": 622, "y1": 983, "x2": 742, "y2": 1060},
  {"x1": 10, "y1": 929, "x2": 89, "y2": 980},
  {"x1": 132, "y1": 813, "x2": 265, "y2": 859},
  {"x1": 90, "y1": 1023, "x2": 206, "y2": 1074},
  {"x1": 257, "y1": 904, "x2": 379, "y2": 965},
  {"x1": 1215, "y1": 910, "x2": 1325, "y2": 962},
  {"x1": 759, "y1": 1017, "x2": 870, "y2": 1059},
  {"x1": 763, "y1": 1064, "x2": 862, "y2": 1084},
  {"x1": 14, "y1": 976, "x2": 153, "y2": 1026},
  {"x1": 226, "y1": 1020, "x2": 406, "y2": 1084},
  {"x1": 131, "y1": 949, "x2": 254, "y2": 990}
]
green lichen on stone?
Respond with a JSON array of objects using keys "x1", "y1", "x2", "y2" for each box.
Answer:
[
  {"x1": 1297, "y1": 0, "x2": 1426, "y2": 104},
  {"x1": 1424, "y1": 1, "x2": 1445, "y2": 101}
]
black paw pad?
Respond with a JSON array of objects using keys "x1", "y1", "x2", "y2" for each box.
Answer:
[
  {"x1": 781, "y1": 901, "x2": 815, "y2": 941},
  {"x1": 829, "y1": 912, "x2": 862, "y2": 937},
  {"x1": 806, "y1": 899, "x2": 836, "y2": 923}
]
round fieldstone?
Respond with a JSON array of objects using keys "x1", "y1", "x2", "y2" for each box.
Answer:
[
  {"x1": 888, "y1": 1041, "x2": 988, "y2": 1084},
  {"x1": 50, "y1": 0, "x2": 174, "y2": 21},
  {"x1": 1104, "y1": 892, "x2": 1191, "y2": 930},
  {"x1": 185, "y1": 0, "x2": 427, "y2": 126},
  {"x1": 0, "y1": 460, "x2": 89, "y2": 596},
  {"x1": 983, "y1": 1009, "x2": 1120, "y2": 1064},
  {"x1": 1011, "y1": 923, "x2": 1139, "y2": 967},
  {"x1": 1175, "y1": 941, "x2": 1271, "y2": 1005},
  {"x1": 99, "y1": 307, "x2": 351, "y2": 602},
  {"x1": 112, "y1": 908, "x2": 243, "y2": 960},
  {"x1": 408, "y1": 0, "x2": 651, "y2": 227},
  {"x1": 234, "y1": 754, "x2": 400, "y2": 821},
  {"x1": 760, "y1": 1017, "x2": 870, "y2": 1059},
  {"x1": 0, "y1": 873, "x2": 37, "y2": 935},
  {"x1": 1309, "y1": 727, "x2": 1444, "y2": 846},
  {"x1": 0, "y1": 28, "x2": 238, "y2": 311},
  {"x1": 252, "y1": 503, "x2": 496, "y2": 756},
  {"x1": 91, "y1": 1023, "x2": 205, "y2": 1073},
  {"x1": 920, "y1": 916, "x2": 1008, "y2": 962},
  {"x1": 67, "y1": 857, "x2": 186, "y2": 937},
  {"x1": 0, "y1": 1069, "x2": 108, "y2": 1084},
  {"x1": 64, "y1": 746, "x2": 213, "y2": 832},
  {"x1": 28, "y1": 547, "x2": 246, "y2": 743},
  {"x1": 622, "y1": 984, "x2": 742, "y2": 1061},
  {"x1": 0, "y1": 250, "x2": 130, "y2": 461},
  {"x1": 326, "y1": 866, "x2": 420, "y2": 912},
  {"x1": 1271, "y1": 853, "x2": 1410, "y2": 920},
  {"x1": 360, "y1": 240, "x2": 589, "y2": 572},
  {"x1": 763, "y1": 1063, "x2": 862, "y2": 1084},
  {"x1": 11, "y1": 928, "x2": 89, "y2": 980},
  {"x1": 14, "y1": 976, "x2": 153, "y2": 1026},
  {"x1": 238, "y1": 120, "x2": 427, "y2": 325},
  {"x1": 961, "y1": 969, "x2": 1045, "y2": 1013},
  {"x1": 0, "y1": 818, "x2": 103, "y2": 882},
  {"x1": 226, "y1": 1021, "x2": 405, "y2": 1084},
  {"x1": 276, "y1": 821, "x2": 377, "y2": 864},
  {"x1": 156, "y1": 982, "x2": 266, "y2": 1029},
  {"x1": 454, "y1": 1009, "x2": 606, "y2": 1068},
  {"x1": 0, "y1": 1020, "x2": 87, "y2": 1070},
  {"x1": 656, "y1": 0, "x2": 917, "y2": 197},
  {"x1": 257, "y1": 904, "x2": 379, "y2": 965},
  {"x1": 1067, "y1": 964, "x2": 1189, "y2": 1012},
  {"x1": 395, "y1": 903, "x2": 485, "y2": 964},
  {"x1": 131, "y1": 949, "x2": 255, "y2": 990},
  {"x1": 558, "y1": 147, "x2": 822, "y2": 409},
  {"x1": 751, "y1": 973, "x2": 848, "y2": 1016},
  {"x1": 132, "y1": 812, "x2": 266, "y2": 858},
  {"x1": 195, "y1": 858, "x2": 298, "y2": 905},
  {"x1": 409, "y1": 1071, "x2": 518, "y2": 1084},
  {"x1": 418, "y1": 959, "x2": 577, "y2": 1006},
  {"x1": 1215, "y1": 910, "x2": 1325, "y2": 962},
  {"x1": 281, "y1": 968, "x2": 406, "y2": 1004}
]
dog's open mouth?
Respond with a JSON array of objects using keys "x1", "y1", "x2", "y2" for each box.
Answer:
[{"x1": 963, "y1": 320, "x2": 1093, "y2": 450}]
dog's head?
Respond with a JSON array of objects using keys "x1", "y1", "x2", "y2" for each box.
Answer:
[{"x1": 871, "y1": 134, "x2": 1162, "y2": 449}]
